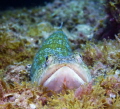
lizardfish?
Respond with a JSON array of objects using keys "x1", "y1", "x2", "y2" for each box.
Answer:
[{"x1": 30, "y1": 29, "x2": 92, "y2": 92}]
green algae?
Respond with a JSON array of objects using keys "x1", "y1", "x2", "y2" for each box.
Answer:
[
  {"x1": 82, "y1": 39, "x2": 120, "y2": 67},
  {"x1": 0, "y1": 31, "x2": 34, "y2": 69},
  {"x1": 0, "y1": 72, "x2": 119, "y2": 109}
]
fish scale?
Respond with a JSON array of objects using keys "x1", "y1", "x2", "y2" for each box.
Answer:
[{"x1": 30, "y1": 29, "x2": 72, "y2": 79}]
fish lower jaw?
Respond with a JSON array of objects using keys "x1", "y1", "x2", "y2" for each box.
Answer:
[{"x1": 41, "y1": 65, "x2": 91, "y2": 92}]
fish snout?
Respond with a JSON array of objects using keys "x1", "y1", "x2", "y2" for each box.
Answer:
[{"x1": 42, "y1": 66, "x2": 90, "y2": 92}]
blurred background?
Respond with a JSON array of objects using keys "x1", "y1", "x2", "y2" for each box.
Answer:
[{"x1": 0, "y1": 0, "x2": 53, "y2": 10}]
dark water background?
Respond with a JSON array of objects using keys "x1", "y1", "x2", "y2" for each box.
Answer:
[{"x1": 0, "y1": 0, "x2": 53, "y2": 10}]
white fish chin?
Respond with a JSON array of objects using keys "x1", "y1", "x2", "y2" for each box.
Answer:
[{"x1": 39, "y1": 64, "x2": 91, "y2": 92}]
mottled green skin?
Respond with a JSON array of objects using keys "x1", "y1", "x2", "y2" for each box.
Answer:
[{"x1": 30, "y1": 29, "x2": 72, "y2": 81}]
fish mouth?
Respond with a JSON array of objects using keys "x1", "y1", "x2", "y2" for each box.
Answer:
[{"x1": 39, "y1": 64, "x2": 91, "y2": 92}]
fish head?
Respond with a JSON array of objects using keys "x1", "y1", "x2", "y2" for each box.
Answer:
[{"x1": 33, "y1": 53, "x2": 92, "y2": 92}]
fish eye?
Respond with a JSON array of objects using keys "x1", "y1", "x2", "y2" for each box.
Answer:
[
  {"x1": 45, "y1": 55, "x2": 54, "y2": 66},
  {"x1": 79, "y1": 54, "x2": 82, "y2": 57},
  {"x1": 46, "y1": 56, "x2": 48, "y2": 61},
  {"x1": 74, "y1": 53, "x2": 83, "y2": 63}
]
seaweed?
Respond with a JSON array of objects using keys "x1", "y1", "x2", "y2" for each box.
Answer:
[{"x1": 0, "y1": 31, "x2": 34, "y2": 69}]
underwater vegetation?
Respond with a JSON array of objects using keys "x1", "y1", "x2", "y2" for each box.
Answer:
[
  {"x1": 0, "y1": 73, "x2": 120, "y2": 109},
  {"x1": 0, "y1": 0, "x2": 120, "y2": 108},
  {"x1": 0, "y1": 31, "x2": 34, "y2": 69},
  {"x1": 0, "y1": 34, "x2": 119, "y2": 108},
  {"x1": 94, "y1": 0, "x2": 120, "y2": 40}
]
